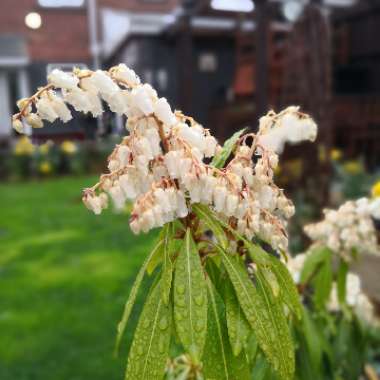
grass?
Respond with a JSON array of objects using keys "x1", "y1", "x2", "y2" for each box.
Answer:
[{"x1": 0, "y1": 176, "x2": 158, "y2": 380}]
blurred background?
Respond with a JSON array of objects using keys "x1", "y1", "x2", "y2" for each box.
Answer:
[{"x1": 0, "y1": 0, "x2": 380, "y2": 379}]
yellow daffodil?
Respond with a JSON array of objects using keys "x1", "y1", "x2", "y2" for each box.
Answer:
[
  {"x1": 13, "y1": 136, "x2": 35, "y2": 156},
  {"x1": 39, "y1": 161, "x2": 52, "y2": 175},
  {"x1": 330, "y1": 148, "x2": 342, "y2": 161},
  {"x1": 343, "y1": 160, "x2": 362, "y2": 175},
  {"x1": 371, "y1": 181, "x2": 380, "y2": 198},
  {"x1": 61, "y1": 140, "x2": 77, "y2": 155}
]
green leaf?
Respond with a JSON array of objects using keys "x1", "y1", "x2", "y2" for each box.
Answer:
[
  {"x1": 337, "y1": 259, "x2": 348, "y2": 305},
  {"x1": 267, "y1": 255, "x2": 302, "y2": 320},
  {"x1": 192, "y1": 204, "x2": 228, "y2": 250},
  {"x1": 202, "y1": 278, "x2": 250, "y2": 380},
  {"x1": 256, "y1": 271, "x2": 295, "y2": 380},
  {"x1": 246, "y1": 243, "x2": 302, "y2": 319},
  {"x1": 161, "y1": 223, "x2": 174, "y2": 305},
  {"x1": 146, "y1": 238, "x2": 164, "y2": 275},
  {"x1": 174, "y1": 228, "x2": 207, "y2": 359},
  {"x1": 246, "y1": 242, "x2": 273, "y2": 266},
  {"x1": 252, "y1": 355, "x2": 272, "y2": 380},
  {"x1": 312, "y1": 255, "x2": 333, "y2": 308},
  {"x1": 224, "y1": 280, "x2": 250, "y2": 357},
  {"x1": 218, "y1": 247, "x2": 294, "y2": 380},
  {"x1": 125, "y1": 280, "x2": 172, "y2": 380},
  {"x1": 211, "y1": 128, "x2": 246, "y2": 168},
  {"x1": 115, "y1": 239, "x2": 164, "y2": 355},
  {"x1": 298, "y1": 306, "x2": 323, "y2": 373},
  {"x1": 300, "y1": 247, "x2": 331, "y2": 285}
]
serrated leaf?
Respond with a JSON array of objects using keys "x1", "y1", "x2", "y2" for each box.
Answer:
[
  {"x1": 192, "y1": 204, "x2": 228, "y2": 250},
  {"x1": 174, "y1": 228, "x2": 207, "y2": 359},
  {"x1": 300, "y1": 247, "x2": 331, "y2": 285},
  {"x1": 115, "y1": 239, "x2": 164, "y2": 355},
  {"x1": 256, "y1": 271, "x2": 295, "y2": 380},
  {"x1": 267, "y1": 255, "x2": 302, "y2": 320},
  {"x1": 211, "y1": 128, "x2": 246, "y2": 168},
  {"x1": 224, "y1": 280, "x2": 250, "y2": 357},
  {"x1": 161, "y1": 223, "x2": 174, "y2": 305},
  {"x1": 261, "y1": 267, "x2": 280, "y2": 298},
  {"x1": 246, "y1": 242, "x2": 273, "y2": 266},
  {"x1": 125, "y1": 280, "x2": 172, "y2": 380},
  {"x1": 218, "y1": 247, "x2": 294, "y2": 380},
  {"x1": 247, "y1": 243, "x2": 302, "y2": 319},
  {"x1": 202, "y1": 278, "x2": 250, "y2": 380}
]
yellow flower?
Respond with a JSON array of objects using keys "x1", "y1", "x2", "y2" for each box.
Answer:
[
  {"x1": 330, "y1": 148, "x2": 342, "y2": 161},
  {"x1": 343, "y1": 160, "x2": 362, "y2": 175},
  {"x1": 61, "y1": 140, "x2": 77, "y2": 155},
  {"x1": 39, "y1": 140, "x2": 53, "y2": 155},
  {"x1": 371, "y1": 181, "x2": 380, "y2": 198},
  {"x1": 13, "y1": 136, "x2": 35, "y2": 156},
  {"x1": 39, "y1": 161, "x2": 52, "y2": 175}
]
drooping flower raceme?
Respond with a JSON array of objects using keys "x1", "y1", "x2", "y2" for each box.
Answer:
[
  {"x1": 12, "y1": 64, "x2": 322, "y2": 380},
  {"x1": 304, "y1": 198, "x2": 379, "y2": 260},
  {"x1": 12, "y1": 64, "x2": 317, "y2": 251}
]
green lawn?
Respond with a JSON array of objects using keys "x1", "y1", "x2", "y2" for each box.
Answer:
[{"x1": 0, "y1": 176, "x2": 157, "y2": 380}]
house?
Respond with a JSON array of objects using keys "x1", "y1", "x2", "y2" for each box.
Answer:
[{"x1": 0, "y1": 0, "x2": 178, "y2": 143}]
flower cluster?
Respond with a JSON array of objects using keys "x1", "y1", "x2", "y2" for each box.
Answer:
[
  {"x1": 328, "y1": 273, "x2": 378, "y2": 326},
  {"x1": 12, "y1": 64, "x2": 318, "y2": 251},
  {"x1": 304, "y1": 198, "x2": 379, "y2": 260},
  {"x1": 286, "y1": 253, "x2": 379, "y2": 326},
  {"x1": 257, "y1": 106, "x2": 317, "y2": 154}
]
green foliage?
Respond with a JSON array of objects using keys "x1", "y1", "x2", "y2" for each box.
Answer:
[
  {"x1": 161, "y1": 223, "x2": 174, "y2": 305},
  {"x1": 224, "y1": 280, "x2": 251, "y2": 357},
  {"x1": 0, "y1": 176, "x2": 158, "y2": 380},
  {"x1": 210, "y1": 128, "x2": 246, "y2": 169},
  {"x1": 115, "y1": 237, "x2": 165, "y2": 354},
  {"x1": 192, "y1": 204, "x2": 228, "y2": 249},
  {"x1": 125, "y1": 279, "x2": 172, "y2": 380},
  {"x1": 266, "y1": 255, "x2": 302, "y2": 320},
  {"x1": 202, "y1": 279, "x2": 237, "y2": 379},
  {"x1": 300, "y1": 247, "x2": 331, "y2": 285},
  {"x1": 291, "y1": 244, "x2": 379, "y2": 380},
  {"x1": 299, "y1": 247, "x2": 333, "y2": 310},
  {"x1": 312, "y1": 256, "x2": 333, "y2": 309},
  {"x1": 174, "y1": 229, "x2": 208, "y2": 360},
  {"x1": 336, "y1": 260, "x2": 348, "y2": 306},
  {"x1": 218, "y1": 248, "x2": 295, "y2": 380}
]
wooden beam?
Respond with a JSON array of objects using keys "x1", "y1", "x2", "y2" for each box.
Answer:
[{"x1": 255, "y1": 0, "x2": 269, "y2": 121}]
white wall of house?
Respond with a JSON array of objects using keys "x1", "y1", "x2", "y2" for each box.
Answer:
[{"x1": 0, "y1": 71, "x2": 11, "y2": 138}]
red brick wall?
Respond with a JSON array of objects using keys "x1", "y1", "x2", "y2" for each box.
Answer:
[
  {"x1": 0, "y1": 0, "x2": 90, "y2": 62},
  {"x1": 0, "y1": 0, "x2": 178, "y2": 62}
]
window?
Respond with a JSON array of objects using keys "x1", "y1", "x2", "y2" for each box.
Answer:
[
  {"x1": 38, "y1": 0, "x2": 84, "y2": 8},
  {"x1": 198, "y1": 53, "x2": 218, "y2": 73}
]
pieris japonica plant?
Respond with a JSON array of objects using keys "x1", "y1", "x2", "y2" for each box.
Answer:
[
  {"x1": 13, "y1": 64, "x2": 318, "y2": 380},
  {"x1": 286, "y1": 199, "x2": 380, "y2": 380}
]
